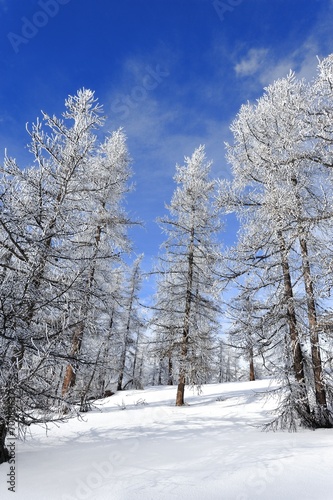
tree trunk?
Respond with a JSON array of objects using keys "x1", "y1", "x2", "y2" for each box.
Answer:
[
  {"x1": 299, "y1": 234, "x2": 331, "y2": 426},
  {"x1": 290, "y1": 176, "x2": 331, "y2": 426},
  {"x1": 117, "y1": 328, "x2": 131, "y2": 391},
  {"x1": 0, "y1": 420, "x2": 9, "y2": 464},
  {"x1": 176, "y1": 375, "x2": 186, "y2": 406},
  {"x1": 167, "y1": 353, "x2": 173, "y2": 385},
  {"x1": 117, "y1": 259, "x2": 141, "y2": 391},
  {"x1": 278, "y1": 231, "x2": 311, "y2": 418},
  {"x1": 98, "y1": 308, "x2": 115, "y2": 397},
  {"x1": 79, "y1": 346, "x2": 102, "y2": 412},
  {"x1": 176, "y1": 227, "x2": 194, "y2": 406},
  {"x1": 61, "y1": 322, "x2": 84, "y2": 396},
  {"x1": 218, "y1": 341, "x2": 223, "y2": 383},
  {"x1": 62, "y1": 225, "x2": 103, "y2": 397},
  {"x1": 131, "y1": 330, "x2": 140, "y2": 385},
  {"x1": 249, "y1": 346, "x2": 255, "y2": 381},
  {"x1": 157, "y1": 358, "x2": 163, "y2": 386}
]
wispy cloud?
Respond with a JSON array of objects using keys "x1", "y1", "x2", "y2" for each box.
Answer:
[
  {"x1": 233, "y1": 4, "x2": 333, "y2": 87},
  {"x1": 258, "y1": 39, "x2": 322, "y2": 86},
  {"x1": 234, "y1": 48, "x2": 268, "y2": 77}
]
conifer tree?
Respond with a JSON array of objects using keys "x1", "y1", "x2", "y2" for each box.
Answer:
[{"x1": 152, "y1": 146, "x2": 223, "y2": 405}]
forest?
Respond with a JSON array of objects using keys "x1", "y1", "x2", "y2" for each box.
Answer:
[{"x1": 2, "y1": 53, "x2": 333, "y2": 463}]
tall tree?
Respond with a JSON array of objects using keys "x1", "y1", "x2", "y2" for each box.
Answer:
[
  {"x1": 223, "y1": 68, "x2": 333, "y2": 428},
  {"x1": 117, "y1": 255, "x2": 144, "y2": 391},
  {"x1": 152, "y1": 146, "x2": 223, "y2": 405},
  {"x1": 0, "y1": 89, "x2": 133, "y2": 461}
]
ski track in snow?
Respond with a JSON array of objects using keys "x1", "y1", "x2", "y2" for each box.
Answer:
[{"x1": 1, "y1": 379, "x2": 333, "y2": 499}]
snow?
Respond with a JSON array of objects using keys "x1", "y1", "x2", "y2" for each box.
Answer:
[{"x1": 1, "y1": 379, "x2": 333, "y2": 500}]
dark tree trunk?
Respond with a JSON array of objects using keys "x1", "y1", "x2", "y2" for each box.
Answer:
[
  {"x1": 279, "y1": 231, "x2": 311, "y2": 419},
  {"x1": 117, "y1": 348, "x2": 127, "y2": 391},
  {"x1": 249, "y1": 347, "x2": 255, "y2": 381},
  {"x1": 176, "y1": 228, "x2": 194, "y2": 406},
  {"x1": 98, "y1": 308, "x2": 115, "y2": 397},
  {"x1": 0, "y1": 420, "x2": 9, "y2": 465},
  {"x1": 62, "y1": 226, "x2": 103, "y2": 397},
  {"x1": 289, "y1": 176, "x2": 331, "y2": 427},
  {"x1": 131, "y1": 330, "x2": 140, "y2": 385},
  {"x1": 168, "y1": 353, "x2": 173, "y2": 385},
  {"x1": 157, "y1": 358, "x2": 163, "y2": 386},
  {"x1": 117, "y1": 260, "x2": 140, "y2": 391},
  {"x1": 299, "y1": 234, "x2": 332, "y2": 427},
  {"x1": 176, "y1": 375, "x2": 186, "y2": 406},
  {"x1": 62, "y1": 323, "x2": 84, "y2": 396}
]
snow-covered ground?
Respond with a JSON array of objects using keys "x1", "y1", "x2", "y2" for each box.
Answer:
[{"x1": 1, "y1": 379, "x2": 333, "y2": 499}]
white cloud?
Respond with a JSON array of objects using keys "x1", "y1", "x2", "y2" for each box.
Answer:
[
  {"x1": 234, "y1": 48, "x2": 268, "y2": 77},
  {"x1": 234, "y1": 3, "x2": 333, "y2": 88},
  {"x1": 258, "y1": 39, "x2": 322, "y2": 86},
  {"x1": 232, "y1": 39, "x2": 326, "y2": 92}
]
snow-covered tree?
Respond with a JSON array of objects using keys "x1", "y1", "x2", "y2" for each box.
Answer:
[
  {"x1": 116, "y1": 255, "x2": 144, "y2": 391},
  {"x1": 0, "y1": 89, "x2": 133, "y2": 461},
  {"x1": 227, "y1": 283, "x2": 265, "y2": 381},
  {"x1": 151, "y1": 146, "x2": 223, "y2": 405},
  {"x1": 222, "y1": 66, "x2": 333, "y2": 428}
]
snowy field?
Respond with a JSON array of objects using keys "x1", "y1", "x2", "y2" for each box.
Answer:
[{"x1": 1, "y1": 379, "x2": 333, "y2": 500}]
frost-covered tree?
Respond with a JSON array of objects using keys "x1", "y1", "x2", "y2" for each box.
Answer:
[
  {"x1": 116, "y1": 255, "x2": 144, "y2": 391},
  {"x1": 222, "y1": 65, "x2": 333, "y2": 428},
  {"x1": 151, "y1": 146, "x2": 223, "y2": 405},
  {"x1": 0, "y1": 89, "x2": 133, "y2": 461},
  {"x1": 60, "y1": 125, "x2": 132, "y2": 399},
  {"x1": 227, "y1": 283, "x2": 266, "y2": 381}
]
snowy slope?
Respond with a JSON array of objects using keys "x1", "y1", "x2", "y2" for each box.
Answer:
[{"x1": 1, "y1": 379, "x2": 333, "y2": 500}]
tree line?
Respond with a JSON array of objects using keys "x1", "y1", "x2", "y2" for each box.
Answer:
[{"x1": 2, "y1": 55, "x2": 333, "y2": 461}]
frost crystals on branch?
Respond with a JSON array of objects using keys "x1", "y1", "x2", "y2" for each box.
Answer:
[{"x1": 151, "y1": 146, "x2": 223, "y2": 406}]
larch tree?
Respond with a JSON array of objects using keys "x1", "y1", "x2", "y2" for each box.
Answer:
[
  {"x1": 226, "y1": 282, "x2": 265, "y2": 382},
  {"x1": 223, "y1": 67, "x2": 333, "y2": 428},
  {"x1": 151, "y1": 145, "x2": 223, "y2": 406},
  {"x1": 0, "y1": 89, "x2": 133, "y2": 461},
  {"x1": 116, "y1": 255, "x2": 144, "y2": 391},
  {"x1": 60, "y1": 126, "x2": 132, "y2": 400}
]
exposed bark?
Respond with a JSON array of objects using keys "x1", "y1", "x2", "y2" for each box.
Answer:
[
  {"x1": 62, "y1": 224, "x2": 102, "y2": 397},
  {"x1": 176, "y1": 227, "x2": 194, "y2": 406},
  {"x1": 249, "y1": 346, "x2": 255, "y2": 381},
  {"x1": 291, "y1": 176, "x2": 331, "y2": 426},
  {"x1": 131, "y1": 331, "x2": 140, "y2": 383},
  {"x1": 79, "y1": 345, "x2": 102, "y2": 412},
  {"x1": 61, "y1": 322, "x2": 84, "y2": 396},
  {"x1": 117, "y1": 259, "x2": 141, "y2": 391},
  {"x1": 98, "y1": 309, "x2": 115, "y2": 397},
  {"x1": 278, "y1": 231, "x2": 311, "y2": 418},
  {"x1": 0, "y1": 419, "x2": 9, "y2": 465},
  {"x1": 117, "y1": 320, "x2": 132, "y2": 391},
  {"x1": 157, "y1": 358, "x2": 163, "y2": 386},
  {"x1": 299, "y1": 234, "x2": 332, "y2": 426},
  {"x1": 167, "y1": 352, "x2": 173, "y2": 386}
]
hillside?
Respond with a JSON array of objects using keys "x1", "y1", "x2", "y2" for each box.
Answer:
[{"x1": 1, "y1": 379, "x2": 333, "y2": 500}]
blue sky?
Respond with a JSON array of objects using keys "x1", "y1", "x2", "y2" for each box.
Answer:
[{"x1": 1, "y1": 0, "x2": 333, "y2": 298}]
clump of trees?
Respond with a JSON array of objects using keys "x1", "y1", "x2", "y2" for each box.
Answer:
[
  {"x1": 219, "y1": 55, "x2": 333, "y2": 429},
  {"x1": 0, "y1": 89, "x2": 140, "y2": 462},
  {"x1": 2, "y1": 55, "x2": 333, "y2": 462}
]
